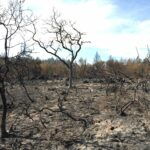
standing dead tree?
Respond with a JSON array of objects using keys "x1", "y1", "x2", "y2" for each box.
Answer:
[
  {"x1": 0, "y1": 0, "x2": 34, "y2": 138},
  {"x1": 146, "y1": 45, "x2": 150, "y2": 64},
  {"x1": 31, "y1": 10, "x2": 88, "y2": 88}
]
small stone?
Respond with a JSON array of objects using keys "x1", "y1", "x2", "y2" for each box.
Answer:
[{"x1": 110, "y1": 126, "x2": 115, "y2": 130}]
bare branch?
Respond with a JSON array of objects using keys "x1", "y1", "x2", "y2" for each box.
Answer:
[{"x1": 30, "y1": 10, "x2": 89, "y2": 88}]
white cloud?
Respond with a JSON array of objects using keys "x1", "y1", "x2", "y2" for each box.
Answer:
[{"x1": 0, "y1": 0, "x2": 150, "y2": 62}]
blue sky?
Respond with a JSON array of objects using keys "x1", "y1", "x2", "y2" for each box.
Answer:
[
  {"x1": 1, "y1": 0, "x2": 150, "y2": 63},
  {"x1": 112, "y1": 0, "x2": 150, "y2": 21}
]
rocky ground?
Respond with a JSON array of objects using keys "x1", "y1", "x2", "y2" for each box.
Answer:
[{"x1": 0, "y1": 80, "x2": 150, "y2": 150}]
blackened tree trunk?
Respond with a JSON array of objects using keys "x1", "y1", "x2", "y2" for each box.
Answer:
[
  {"x1": 0, "y1": 80, "x2": 8, "y2": 138},
  {"x1": 69, "y1": 63, "x2": 73, "y2": 88}
]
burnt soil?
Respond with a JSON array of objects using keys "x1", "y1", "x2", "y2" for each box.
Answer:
[{"x1": 0, "y1": 80, "x2": 150, "y2": 150}]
